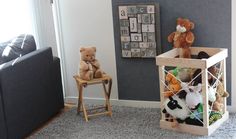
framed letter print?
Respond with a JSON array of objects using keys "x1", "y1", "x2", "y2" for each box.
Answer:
[{"x1": 118, "y1": 3, "x2": 161, "y2": 58}]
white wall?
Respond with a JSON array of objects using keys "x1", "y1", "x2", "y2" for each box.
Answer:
[
  {"x1": 32, "y1": 0, "x2": 58, "y2": 56},
  {"x1": 57, "y1": 0, "x2": 118, "y2": 100},
  {"x1": 231, "y1": 1, "x2": 236, "y2": 110}
]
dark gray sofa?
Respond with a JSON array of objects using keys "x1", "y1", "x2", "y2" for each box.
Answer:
[{"x1": 0, "y1": 35, "x2": 64, "y2": 139}]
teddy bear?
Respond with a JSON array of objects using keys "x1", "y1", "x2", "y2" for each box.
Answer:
[
  {"x1": 164, "y1": 71, "x2": 181, "y2": 97},
  {"x1": 167, "y1": 18, "x2": 195, "y2": 58},
  {"x1": 79, "y1": 47, "x2": 103, "y2": 80},
  {"x1": 212, "y1": 83, "x2": 229, "y2": 112}
]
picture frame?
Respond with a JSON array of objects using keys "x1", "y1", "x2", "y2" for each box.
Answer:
[{"x1": 116, "y1": 2, "x2": 161, "y2": 58}]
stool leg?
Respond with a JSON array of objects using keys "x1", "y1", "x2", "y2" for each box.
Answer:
[
  {"x1": 82, "y1": 104, "x2": 89, "y2": 122},
  {"x1": 107, "y1": 79, "x2": 112, "y2": 116},
  {"x1": 77, "y1": 84, "x2": 83, "y2": 114},
  {"x1": 79, "y1": 85, "x2": 89, "y2": 122},
  {"x1": 107, "y1": 79, "x2": 112, "y2": 108},
  {"x1": 102, "y1": 80, "x2": 112, "y2": 117},
  {"x1": 77, "y1": 100, "x2": 80, "y2": 115}
]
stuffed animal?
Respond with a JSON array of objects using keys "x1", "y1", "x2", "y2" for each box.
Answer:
[
  {"x1": 162, "y1": 96, "x2": 190, "y2": 124},
  {"x1": 178, "y1": 68, "x2": 193, "y2": 82},
  {"x1": 212, "y1": 83, "x2": 229, "y2": 112},
  {"x1": 186, "y1": 104, "x2": 222, "y2": 126},
  {"x1": 209, "y1": 111, "x2": 222, "y2": 125},
  {"x1": 170, "y1": 67, "x2": 192, "y2": 82},
  {"x1": 164, "y1": 71, "x2": 181, "y2": 97},
  {"x1": 217, "y1": 82, "x2": 229, "y2": 97},
  {"x1": 180, "y1": 83, "x2": 204, "y2": 126},
  {"x1": 197, "y1": 51, "x2": 210, "y2": 59},
  {"x1": 181, "y1": 83, "x2": 202, "y2": 110},
  {"x1": 185, "y1": 103, "x2": 203, "y2": 126},
  {"x1": 192, "y1": 51, "x2": 209, "y2": 86},
  {"x1": 208, "y1": 86, "x2": 217, "y2": 103},
  {"x1": 190, "y1": 103, "x2": 203, "y2": 120},
  {"x1": 79, "y1": 47, "x2": 103, "y2": 80},
  {"x1": 192, "y1": 51, "x2": 219, "y2": 86},
  {"x1": 168, "y1": 18, "x2": 195, "y2": 58}
]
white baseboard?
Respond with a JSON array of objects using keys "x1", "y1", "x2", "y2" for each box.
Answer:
[
  {"x1": 65, "y1": 96, "x2": 160, "y2": 108},
  {"x1": 65, "y1": 96, "x2": 236, "y2": 112}
]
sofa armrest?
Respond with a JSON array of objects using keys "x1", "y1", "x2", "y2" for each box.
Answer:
[
  {"x1": 52, "y1": 57, "x2": 64, "y2": 110},
  {"x1": 0, "y1": 47, "x2": 58, "y2": 139}
]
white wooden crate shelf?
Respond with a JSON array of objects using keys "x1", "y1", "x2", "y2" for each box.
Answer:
[{"x1": 156, "y1": 47, "x2": 228, "y2": 136}]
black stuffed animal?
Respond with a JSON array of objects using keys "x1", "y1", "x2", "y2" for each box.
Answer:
[{"x1": 192, "y1": 51, "x2": 217, "y2": 86}]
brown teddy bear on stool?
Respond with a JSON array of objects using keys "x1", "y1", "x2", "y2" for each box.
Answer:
[
  {"x1": 168, "y1": 18, "x2": 195, "y2": 58},
  {"x1": 79, "y1": 47, "x2": 103, "y2": 81}
]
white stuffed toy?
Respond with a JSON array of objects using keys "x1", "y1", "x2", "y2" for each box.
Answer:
[
  {"x1": 181, "y1": 83, "x2": 202, "y2": 110},
  {"x1": 208, "y1": 86, "x2": 217, "y2": 102}
]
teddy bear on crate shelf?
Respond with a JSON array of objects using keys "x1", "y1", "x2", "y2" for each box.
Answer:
[
  {"x1": 79, "y1": 47, "x2": 103, "y2": 81},
  {"x1": 168, "y1": 17, "x2": 195, "y2": 58},
  {"x1": 213, "y1": 82, "x2": 229, "y2": 112},
  {"x1": 164, "y1": 71, "x2": 181, "y2": 97}
]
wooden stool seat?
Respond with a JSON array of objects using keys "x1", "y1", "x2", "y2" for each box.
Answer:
[{"x1": 73, "y1": 74, "x2": 112, "y2": 122}]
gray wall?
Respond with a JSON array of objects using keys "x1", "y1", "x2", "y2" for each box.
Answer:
[{"x1": 112, "y1": 0, "x2": 231, "y2": 104}]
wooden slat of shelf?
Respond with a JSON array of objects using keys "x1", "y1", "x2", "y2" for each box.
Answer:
[
  {"x1": 202, "y1": 68, "x2": 209, "y2": 128},
  {"x1": 222, "y1": 59, "x2": 227, "y2": 113},
  {"x1": 158, "y1": 66, "x2": 165, "y2": 121},
  {"x1": 156, "y1": 57, "x2": 206, "y2": 68},
  {"x1": 206, "y1": 49, "x2": 228, "y2": 68},
  {"x1": 190, "y1": 47, "x2": 223, "y2": 56},
  {"x1": 160, "y1": 120, "x2": 208, "y2": 135},
  {"x1": 160, "y1": 111, "x2": 228, "y2": 136},
  {"x1": 157, "y1": 47, "x2": 223, "y2": 59},
  {"x1": 208, "y1": 111, "x2": 229, "y2": 135},
  {"x1": 156, "y1": 48, "x2": 179, "y2": 58}
]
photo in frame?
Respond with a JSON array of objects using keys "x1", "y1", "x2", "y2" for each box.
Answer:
[{"x1": 117, "y1": 3, "x2": 161, "y2": 58}]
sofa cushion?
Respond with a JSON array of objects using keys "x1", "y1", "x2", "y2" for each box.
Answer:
[{"x1": 0, "y1": 34, "x2": 36, "y2": 64}]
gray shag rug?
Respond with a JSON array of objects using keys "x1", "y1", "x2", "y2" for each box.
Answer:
[{"x1": 29, "y1": 106, "x2": 236, "y2": 139}]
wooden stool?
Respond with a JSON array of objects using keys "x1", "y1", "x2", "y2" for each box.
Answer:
[{"x1": 73, "y1": 74, "x2": 112, "y2": 122}]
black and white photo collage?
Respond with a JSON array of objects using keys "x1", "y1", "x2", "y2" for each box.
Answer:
[{"x1": 119, "y1": 5, "x2": 157, "y2": 58}]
